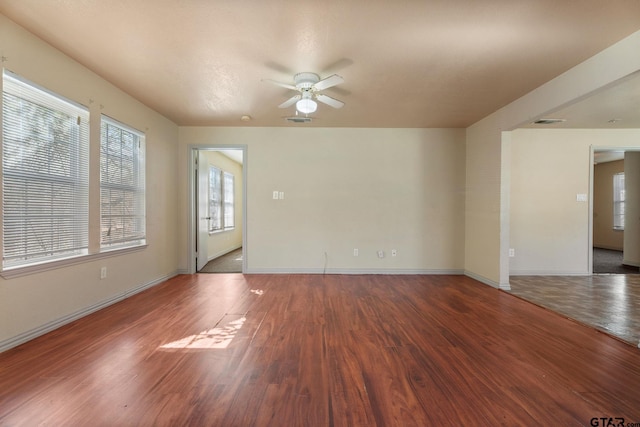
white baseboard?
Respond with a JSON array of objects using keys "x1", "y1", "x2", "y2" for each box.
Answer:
[
  {"x1": 244, "y1": 268, "x2": 464, "y2": 275},
  {"x1": 208, "y1": 246, "x2": 242, "y2": 262},
  {"x1": 463, "y1": 270, "x2": 511, "y2": 290},
  {"x1": 509, "y1": 270, "x2": 591, "y2": 276},
  {"x1": 0, "y1": 271, "x2": 179, "y2": 354}
]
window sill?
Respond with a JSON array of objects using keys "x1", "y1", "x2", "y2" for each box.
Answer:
[{"x1": 1, "y1": 244, "x2": 148, "y2": 279}]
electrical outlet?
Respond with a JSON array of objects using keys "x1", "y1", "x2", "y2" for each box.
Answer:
[
  {"x1": 353, "y1": 248, "x2": 359, "y2": 256},
  {"x1": 391, "y1": 249, "x2": 397, "y2": 257},
  {"x1": 272, "y1": 191, "x2": 279, "y2": 200},
  {"x1": 100, "y1": 267, "x2": 107, "y2": 279},
  {"x1": 377, "y1": 250, "x2": 385, "y2": 258},
  {"x1": 509, "y1": 248, "x2": 515, "y2": 257}
]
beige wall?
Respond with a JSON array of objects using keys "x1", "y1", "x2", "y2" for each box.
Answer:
[
  {"x1": 179, "y1": 127, "x2": 466, "y2": 273},
  {"x1": 510, "y1": 130, "x2": 640, "y2": 275},
  {"x1": 593, "y1": 160, "x2": 624, "y2": 250},
  {"x1": 0, "y1": 15, "x2": 179, "y2": 350},
  {"x1": 201, "y1": 151, "x2": 243, "y2": 259},
  {"x1": 466, "y1": 30, "x2": 640, "y2": 287}
]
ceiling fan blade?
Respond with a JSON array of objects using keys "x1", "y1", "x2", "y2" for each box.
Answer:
[
  {"x1": 316, "y1": 94, "x2": 344, "y2": 109},
  {"x1": 262, "y1": 79, "x2": 297, "y2": 91},
  {"x1": 278, "y1": 94, "x2": 301, "y2": 108},
  {"x1": 313, "y1": 74, "x2": 344, "y2": 91}
]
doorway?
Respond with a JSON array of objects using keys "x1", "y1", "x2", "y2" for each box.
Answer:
[
  {"x1": 591, "y1": 148, "x2": 640, "y2": 275},
  {"x1": 190, "y1": 146, "x2": 247, "y2": 274}
]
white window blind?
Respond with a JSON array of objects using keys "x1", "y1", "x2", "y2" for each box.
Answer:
[
  {"x1": 208, "y1": 167, "x2": 234, "y2": 232},
  {"x1": 2, "y1": 71, "x2": 90, "y2": 269},
  {"x1": 223, "y1": 172, "x2": 235, "y2": 229},
  {"x1": 209, "y1": 166, "x2": 222, "y2": 231},
  {"x1": 100, "y1": 116, "x2": 146, "y2": 249},
  {"x1": 613, "y1": 172, "x2": 625, "y2": 230}
]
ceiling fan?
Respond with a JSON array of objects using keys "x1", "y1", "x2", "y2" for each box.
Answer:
[{"x1": 263, "y1": 72, "x2": 345, "y2": 114}]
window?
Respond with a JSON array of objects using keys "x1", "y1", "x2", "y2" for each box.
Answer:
[
  {"x1": 209, "y1": 166, "x2": 222, "y2": 231},
  {"x1": 613, "y1": 172, "x2": 625, "y2": 230},
  {"x1": 223, "y1": 172, "x2": 235, "y2": 229},
  {"x1": 208, "y1": 167, "x2": 234, "y2": 232},
  {"x1": 100, "y1": 116, "x2": 146, "y2": 249},
  {"x1": 2, "y1": 71, "x2": 89, "y2": 269}
]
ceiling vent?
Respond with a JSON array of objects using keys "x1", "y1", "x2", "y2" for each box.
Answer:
[
  {"x1": 285, "y1": 116, "x2": 312, "y2": 123},
  {"x1": 533, "y1": 118, "x2": 566, "y2": 125}
]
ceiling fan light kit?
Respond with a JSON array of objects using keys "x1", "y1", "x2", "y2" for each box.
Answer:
[
  {"x1": 264, "y1": 71, "x2": 345, "y2": 116},
  {"x1": 296, "y1": 96, "x2": 317, "y2": 114}
]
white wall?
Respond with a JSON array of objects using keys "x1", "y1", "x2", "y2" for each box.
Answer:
[
  {"x1": 179, "y1": 127, "x2": 466, "y2": 273},
  {"x1": 0, "y1": 15, "x2": 179, "y2": 350},
  {"x1": 510, "y1": 129, "x2": 640, "y2": 275}
]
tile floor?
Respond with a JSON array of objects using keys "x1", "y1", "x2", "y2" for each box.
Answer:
[{"x1": 508, "y1": 274, "x2": 640, "y2": 347}]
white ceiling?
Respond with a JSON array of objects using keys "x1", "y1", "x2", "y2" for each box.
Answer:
[{"x1": 1, "y1": 1, "x2": 639, "y2": 128}]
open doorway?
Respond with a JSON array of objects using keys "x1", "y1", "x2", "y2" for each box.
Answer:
[
  {"x1": 193, "y1": 147, "x2": 246, "y2": 273},
  {"x1": 591, "y1": 148, "x2": 640, "y2": 274}
]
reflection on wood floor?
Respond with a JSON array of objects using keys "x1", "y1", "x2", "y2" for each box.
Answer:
[{"x1": 508, "y1": 275, "x2": 640, "y2": 347}]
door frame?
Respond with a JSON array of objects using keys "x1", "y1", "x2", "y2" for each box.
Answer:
[{"x1": 187, "y1": 144, "x2": 248, "y2": 274}]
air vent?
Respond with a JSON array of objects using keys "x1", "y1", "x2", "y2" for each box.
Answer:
[
  {"x1": 285, "y1": 116, "x2": 312, "y2": 123},
  {"x1": 532, "y1": 118, "x2": 566, "y2": 125}
]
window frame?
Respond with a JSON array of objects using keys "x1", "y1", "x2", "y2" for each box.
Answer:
[
  {"x1": 613, "y1": 172, "x2": 625, "y2": 231},
  {"x1": 1, "y1": 70, "x2": 90, "y2": 271},
  {"x1": 208, "y1": 166, "x2": 235, "y2": 233},
  {"x1": 100, "y1": 115, "x2": 146, "y2": 250},
  {"x1": 0, "y1": 70, "x2": 147, "y2": 278}
]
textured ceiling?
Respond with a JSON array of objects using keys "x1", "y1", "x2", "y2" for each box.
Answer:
[{"x1": 1, "y1": 1, "x2": 639, "y2": 128}]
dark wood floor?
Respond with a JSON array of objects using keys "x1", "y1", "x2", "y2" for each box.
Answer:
[{"x1": 1, "y1": 274, "x2": 640, "y2": 426}]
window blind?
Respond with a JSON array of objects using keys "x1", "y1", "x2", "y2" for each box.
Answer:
[
  {"x1": 223, "y1": 172, "x2": 235, "y2": 228},
  {"x1": 209, "y1": 166, "x2": 222, "y2": 231},
  {"x1": 2, "y1": 71, "x2": 90, "y2": 269},
  {"x1": 613, "y1": 172, "x2": 625, "y2": 230},
  {"x1": 100, "y1": 116, "x2": 146, "y2": 249}
]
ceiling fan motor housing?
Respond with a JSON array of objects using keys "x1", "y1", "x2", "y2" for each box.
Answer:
[{"x1": 294, "y1": 72, "x2": 320, "y2": 90}]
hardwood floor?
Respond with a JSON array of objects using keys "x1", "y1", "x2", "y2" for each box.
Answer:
[
  {"x1": 509, "y1": 274, "x2": 640, "y2": 346},
  {"x1": 1, "y1": 274, "x2": 640, "y2": 426}
]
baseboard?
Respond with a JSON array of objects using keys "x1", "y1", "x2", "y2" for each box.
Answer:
[
  {"x1": 509, "y1": 270, "x2": 591, "y2": 276},
  {"x1": 244, "y1": 268, "x2": 464, "y2": 275},
  {"x1": 463, "y1": 270, "x2": 511, "y2": 290},
  {"x1": 623, "y1": 259, "x2": 640, "y2": 268},
  {"x1": 0, "y1": 271, "x2": 179, "y2": 353},
  {"x1": 208, "y1": 246, "x2": 242, "y2": 262},
  {"x1": 594, "y1": 245, "x2": 623, "y2": 251}
]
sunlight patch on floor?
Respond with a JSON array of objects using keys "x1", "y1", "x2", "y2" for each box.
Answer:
[{"x1": 159, "y1": 317, "x2": 246, "y2": 350}]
